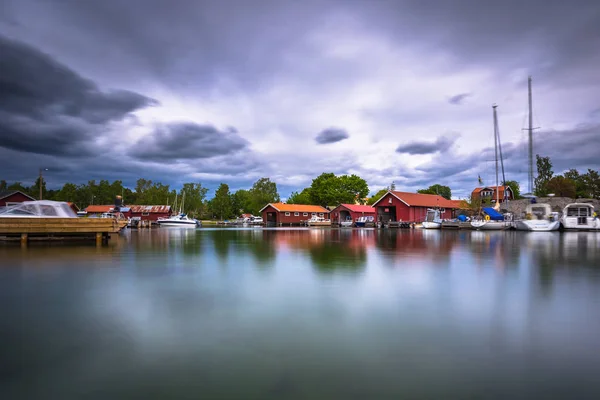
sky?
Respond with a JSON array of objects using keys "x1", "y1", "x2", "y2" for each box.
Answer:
[{"x1": 1, "y1": 0, "x2": 599, "y2": 200}]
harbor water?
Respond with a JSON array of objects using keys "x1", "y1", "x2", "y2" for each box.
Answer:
[{"x1": 2, "y1": 228, "x2": 600, "y2": 399}]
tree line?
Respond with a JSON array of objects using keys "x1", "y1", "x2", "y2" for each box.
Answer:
[{"x1": 534, "y1": 155, "x2": 599, "y2": 198}]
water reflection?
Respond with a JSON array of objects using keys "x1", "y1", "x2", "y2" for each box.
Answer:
[{"x1": 2, "y1": 228, "x2": 600, "y2": 398}]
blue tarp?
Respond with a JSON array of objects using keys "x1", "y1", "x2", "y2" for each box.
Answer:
[
  {"x1": 482, "y1": 207, "x2": 504, "y2": 221},
  {"x1": 457, "y1": 214, "x2": 467, "y2": 222}
]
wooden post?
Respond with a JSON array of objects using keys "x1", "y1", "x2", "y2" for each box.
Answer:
[
  {"x1": 96, "y1": 232, "x2": 102, "y2": 246},
  {"x1": 20, "y1": 233, "x2": 28, "y2": 245}
]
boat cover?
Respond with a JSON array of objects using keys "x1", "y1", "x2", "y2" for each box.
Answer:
[
  {"x1": 482, "y1": 207, "x2": 504, "y2": 221},
  {"x1": 457, "y1": 214, "x2": 467, "y2": 222}
]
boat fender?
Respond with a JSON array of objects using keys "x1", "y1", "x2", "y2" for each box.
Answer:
[{"x1": 484, "y1": 215, "x2": 490, "y2": 221}]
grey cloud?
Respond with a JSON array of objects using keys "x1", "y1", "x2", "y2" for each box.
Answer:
[
  {"x1": 129, "y1": 123, "x2": 249, "y2": 161},
  {"x1": 448, "y1": 93, "x2": 471, "y2": 105},
  {"x1": 0, "y1": 35, "x2": 157, "y2": 156},
  {"x1": 396, "y1": 135, "x2": 457, "y2": 155},
  {"x1": 315, "y1": 128, "x2": 349, "y2": 144}
]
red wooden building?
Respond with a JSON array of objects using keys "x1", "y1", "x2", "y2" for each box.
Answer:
[
  {"x1": 330, "y1": 204, "x2": 376, "y2": 224},
  {"x1": 0, "y1": 190, "x2": 36, "y2": 208},
  {"x1": 84, "y1": 205, "x2": 114, "y2": 216},
  {"x1": 371, "y1": 191, "x2": 465, "y2": 223},
  {"x1": 471, "y1": 185, "x2": 513, "y2": 203},
  {"x1": 260, "y1": 203, "x2": 330, "y2": 226},
  {"x1": 128, "y1": 205, "x2": 172, "y2": 222}
]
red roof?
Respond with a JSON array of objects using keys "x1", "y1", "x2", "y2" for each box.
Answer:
[
  {"x1": 85, "y1": 205, "x2": 113, "y2": 213},
  {"x1": 129, "y1": 205, "x2": 172, "y2": 213},
  {"x1": 373, "y1": 191, "x2": 462, "y2": 209},
  {"x1": 335, "y1": 204, "x2": 376, "y2": 213},
  {"x1": 471, "y1": 186, "x2": 512, "y2": 199}
]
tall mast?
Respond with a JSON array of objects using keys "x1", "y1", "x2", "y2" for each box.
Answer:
[
  {"x1": 527, "y1": 76, "x2": 533, "y2": 194},
  {"x1": 493, "y1": 104, "x2": 499, "y2": 205}
]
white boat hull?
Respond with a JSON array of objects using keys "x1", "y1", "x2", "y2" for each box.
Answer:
[
  {"x1": 307, "y1": 221, "x2": 331, "y2": 227},
  {"x1": 422, "y1": 221, "x2": 441, "y2": 229},
  {"x1": 514, "y1": 219, "x2": 560, "y2": 231},
  {"x1": 339, "y1": 221, "x2": 353, "y2": 227},
  {"x1": 470, "y1": 220, "x2": 511, "y2": 230},
  {"x1": 157, "y1": 221, "x2": 198, "y2": 227},
  {"x1": 561, "y1": 217, "x2": 600, "y2": 231}
]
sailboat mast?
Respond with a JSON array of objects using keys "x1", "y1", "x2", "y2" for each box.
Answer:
[
  {"x1": 528, "y1": 76, "x2": 534, "y2": 194},
  {"x1": 493, "y1": 104, "x2": 499, "y2": 205}
]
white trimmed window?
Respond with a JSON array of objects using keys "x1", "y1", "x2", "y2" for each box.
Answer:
[
  {"x1": 142, "y1": 212, "x2": 149, "y2": 216},
  {"x1": 319, "y1": 213, "x2": 324, "y2": 216},
  {"x1": 388, "y1": 197, "x2": 392, "y2": 203},
  {"x1": 285, "y1": 212, "x2": 290, "y2": 216},
  {"x1": 311, "y1": 212, "x2": 316, "y2": 216},
  {"x1": 303, "y1": 212, "x2": 308, "y2": 216},
  {"x1": 440, "y1": 208, "x2": 445, "y2": 213},
  {"x1": 294, "y1": 212, "x2": 299, "y2": 216}
]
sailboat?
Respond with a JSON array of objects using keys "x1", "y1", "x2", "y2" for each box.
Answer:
[
  {"x1": 514, "y1": 76, "x2": 560, "y2": 231},
  {"x1": 157, "y1": 191, "x2": 201, "y2": 227},
  {"x1": 471, "y1": 105, "x2": 512, "y2": 231}
]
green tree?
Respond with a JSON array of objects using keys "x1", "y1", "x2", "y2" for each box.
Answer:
[
  {"x1": 287, "y1": 188, "x2": 313, "y2": 204},
  {"x1": 367, "y1": 188, "x2": 388, "y2": 205},
  {"x1": 581, "y1": 169, "x2": 600, "y2": 199},
  {"x1": 232, "y1": 189, "x2": 252, "y2": 214},
  {"x1": 210, "y1": 183, "x2": 233, "y2": 220},
  {"x1": 563, "y1": 169, "x2": 586, "y2": 198},
  {"x1": 417, "y1": 184, "x2": 452, "y2": 200},
  {"x1": 534, "y1": 155, "x2": 553, "y2": 196},
  {"x1": 546, "y1": 176, "x2": 576, "y2": 198},
  {"x1": 179, "y1": 183, "x2": 209, "y2": 217},
  {"x1": 308, "y1": 172, "x2": 369, "y2": 206},
  {"x1": 0, "y1": 180, "x2": 7, "y2": 191},
  {"x1": 502, "y1": 180, "x2": 521, "y2": 200},
  {"x1": 248, "y1": 178, "x2": 280, "y2": 214}
]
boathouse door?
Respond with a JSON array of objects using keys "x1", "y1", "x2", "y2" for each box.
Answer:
[{"x1": 377, "y1": 206, "x2": 396, "y2": 223}]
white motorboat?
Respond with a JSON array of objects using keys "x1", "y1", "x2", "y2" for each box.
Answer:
[
  {"x1": 422, "y1": 208, "x2": 442, "y2": 229},
  {"x1": 339, "y1": 218, "x2": 353, "y2": 227},
  {"x1": 247, "y1": 216, "x2": 263, "y2": 225},
  {"x1": 157, "y1": 213, "x2": 199, "y2": 227},
  {"x1": 514, "y1": 203, "x2": 560, "y2": 231},
  {"x1": 0, "y1": 200, "x2": 78, "y2": 218},
  {"x1": 561, "y1": 203, "x2": 600, "y2": 231},
  {"x1": 306, "y1": 215, "x2": 331, "y2": 227}
]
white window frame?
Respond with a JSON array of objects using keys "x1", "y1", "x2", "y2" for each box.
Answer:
[
  {"x1": 294, "y1": 212, "x2": 299, "y2": 216},
  {"x1": 303, "y1": 212, "x2": 308, "y2": 216},
  {"x1": 319, "y1": 213, "x2": 324, "y2": 216},
  {"x1": 440, "y1": 208, "x2": 445, "y2": 213},
  {"x1": 5, "y1": 202, "x2": 20, "y2": 207},
  {"x1": 142, "y1": 212, "x2": 150, "y2": 216},
  {"x1": 285, "y1": 212, "x2": 290, "y2": 216},
  {"x1": 311, "y1": 212, "x2": 316, "y2": 216}
]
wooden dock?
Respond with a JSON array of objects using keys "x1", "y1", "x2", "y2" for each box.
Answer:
[{"x1": 0, "y1": 218, "x2": 127, "y2": 244}]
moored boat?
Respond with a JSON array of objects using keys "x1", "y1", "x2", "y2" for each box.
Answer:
[
  {"x1": 157, "y1": 213, "x2": 200, "y2": 227},
  {"x1": 561, "y1": 203, "x2": 600, "y2": 231},
  {"x1": 306, "y1": 215, "x2": 331, "y2": 227},
  {"x1": 514, "y1": 203, "x2": 560, "y2": 231},
  {"x1": 470, "y1": 207, "x2": 512, "y2": 230},
  {"x1": 355, "y1": 215, "x2": 374, "y2": 227},
  {"x1": 422, "y1": 208, "x2": 442, "y2": 229}
]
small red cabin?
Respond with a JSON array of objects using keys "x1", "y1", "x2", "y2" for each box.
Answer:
[
  {"x1": 471, "y1": 186, "x2": 514, "y2": 203},
  {"x1": 0, "y1": 190, "x2": 36, "y2": 208},
  {"x1": 260, "y1": 203, "x2": 330, "y2": 226},
  {"x1": 372, "y1": 191, "x2": 464, "y2": 223},
  {"x1": 330, "y1": 204, "x2": 376, "y2": 224},
  {"x1": 128, "y1": 205, "x2": 172, "y2": 222}
]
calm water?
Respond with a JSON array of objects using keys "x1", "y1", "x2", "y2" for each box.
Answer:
[{"x1": 2, "y1": 228, "x2": 600, "y2": 399}]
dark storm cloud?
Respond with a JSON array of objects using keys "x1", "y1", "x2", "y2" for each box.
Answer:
[
  {"x1": 129, "y1": 123, "x2": 249, "y2": 161},
  {"x1": 0, "y1": 35, "x2": 157, "y2": 156},
  {"x1": 448, "y1": 93, "x2": 471, "y2": 105},
  {"x1": 315, "y1": 128, "x2": 349, "y2": 144},
  {"x1": 396, "y1": 136, "x2": 456, "y2": 155}
]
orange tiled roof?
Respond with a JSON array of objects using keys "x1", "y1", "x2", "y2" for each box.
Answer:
[
  {"x1": 472, "y1": 186, "x2": 512, "y2": 199},
  {"x1": 85, "y1": 205, "x2": 113, "y2": 213},
  {"x1": 261, "y1": 203, "x2": 329, "y2": 213}
]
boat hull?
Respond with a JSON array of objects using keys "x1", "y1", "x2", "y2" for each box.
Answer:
[
  {"x1": 307, "y1": 222, "x2": 331, "y2": 227},
  {"x1": 339, "y1": 221, "x2": 353, "y2": 227},
  {"x1": 514, "y1": 220, "x2": 560, "y2": 231},
  {"x1": 422, "y1": 221, "x2": 441, "y2": 229},
  {"x1": 470, "y1": 220, "x2": 511, "y2": 230},
  {"x1": 561, "y1": 218, "x2": 600, "y2": 231},
  {"x1": 157, "y1": 220, "x2": 199, "y2": 227}
]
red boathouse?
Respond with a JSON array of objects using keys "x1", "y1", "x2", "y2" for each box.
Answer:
[
  {"x1": 330, "y1": 204, "x2": 376, "y2": 224},
  {"x1": 260, "y1": 203, "x2": 330, "y2": 226},
  {"x1": 371, "y1": 191, "x2": 464, "y2": 223},
  {"x1": 0, "y1": 190, "x2": 36, "y2": 208}
]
